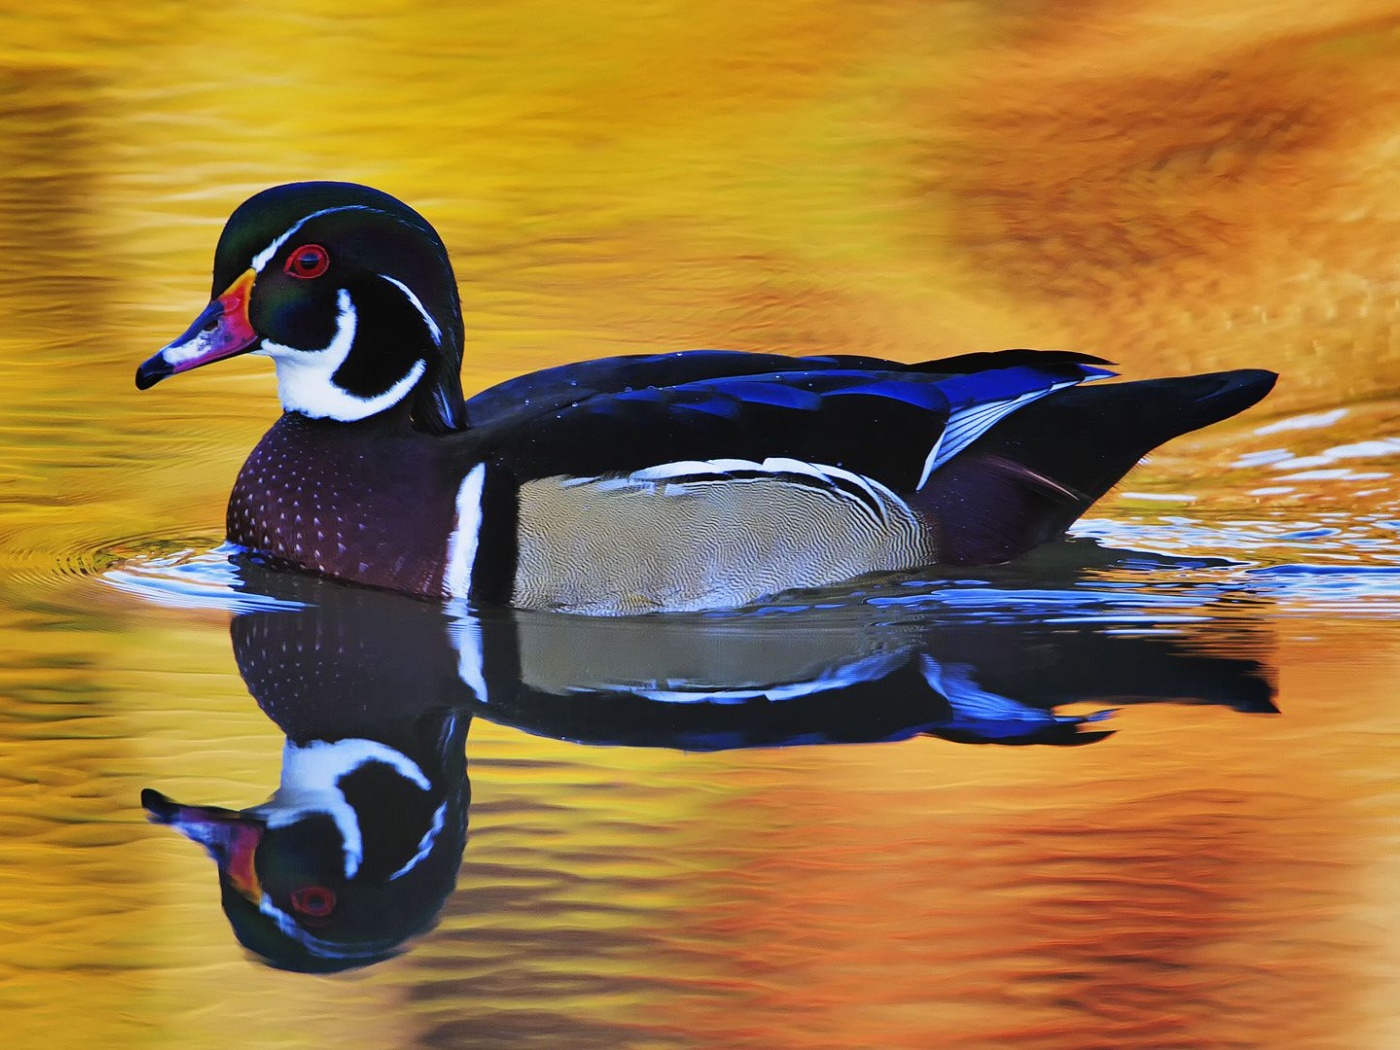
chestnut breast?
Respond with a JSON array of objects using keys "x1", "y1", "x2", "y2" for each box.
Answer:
[{"x1": 227, "y1": 413, "x2": 458, "y2": 596}]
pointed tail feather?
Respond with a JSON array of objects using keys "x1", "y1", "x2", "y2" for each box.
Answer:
[{"x1": 913, "y1": 369, "x2": 1277, "y2": 566}]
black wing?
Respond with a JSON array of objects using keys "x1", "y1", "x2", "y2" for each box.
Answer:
[{"x1": 471, "y1": 352, "x2": 1112, "y2": 491}]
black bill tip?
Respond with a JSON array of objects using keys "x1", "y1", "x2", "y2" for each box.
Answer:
[
  {"x1": 135, "y1": 354, "x2": 174, "y2": 390},
  {"x1": 141, "y1": 787, "x2": 178, "y2": 820}
]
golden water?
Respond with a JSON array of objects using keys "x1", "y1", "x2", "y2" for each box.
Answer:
[{"x1": 5, "y1": 1, "x2": 1400, "y2": 1046}]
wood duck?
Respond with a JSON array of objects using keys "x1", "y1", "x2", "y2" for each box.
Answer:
[{"x1": 135, "y1": 182, "x2": 1277, "y2": 614}]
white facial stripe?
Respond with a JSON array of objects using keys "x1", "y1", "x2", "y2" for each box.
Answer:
[
  {"x1": 250, "y1": 204, "x2": 378, "y2": 273},
  {"x1": 379, "y1": 273, "x2": 442, "y2": 346},
  {"x1": 260, "y1": 288, "x2": 426, "y2": 420},
  {"x1": 444, "y1": 464, "x2": 487, "y2": 600}
]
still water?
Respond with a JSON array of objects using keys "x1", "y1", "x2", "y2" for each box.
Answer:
[{"x1": 6, "y1": 2, "x2": 1400, "y2": 1047}]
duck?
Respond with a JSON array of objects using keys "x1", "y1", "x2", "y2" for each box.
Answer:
[{"x1": 135, "y1": 182, "x2": 1277, "y2": 615}]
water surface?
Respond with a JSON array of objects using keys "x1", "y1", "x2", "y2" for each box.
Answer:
[{"x1": 6, "y1": 3, "x2": 1400, "y2": 1048}]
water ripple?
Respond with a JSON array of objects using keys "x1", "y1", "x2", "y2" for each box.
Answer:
[
  {"x1": 103, "y1": 544, "x2": 305, "y2": 612},
  {"x1": 98, "y1": 503, "x2": 1400, "y2": 625}
]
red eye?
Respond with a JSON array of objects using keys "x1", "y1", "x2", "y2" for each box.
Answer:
[
  {"x1": 289, "y1": 885, "x2": 337, "y2": 916},
  {"x1": 284, "y1": 243, "x2": 329, "y2": 279}
]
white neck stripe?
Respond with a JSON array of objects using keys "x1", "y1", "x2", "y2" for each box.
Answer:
[
  {"x1": 378, "y1": 273, "x2": 442, "y2": 347},
  {"x1": 444, "y1": 463, "x2": 487, "y2": 600}
]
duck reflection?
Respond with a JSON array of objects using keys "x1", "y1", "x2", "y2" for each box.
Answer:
[
  {"x1": 143, "y1": 587, "x2": 469, "y2": 973},
  {"x1": 144, "y1": 549, "x2": 1275, "y2": 972}
]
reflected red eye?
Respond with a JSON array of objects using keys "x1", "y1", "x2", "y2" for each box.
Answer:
[
  {"x1": 289, "y1": 885, "x2": 337, "y2": 916},
  {"x1": 284, "y1": 243, "x2": 329, "y2": 279}
]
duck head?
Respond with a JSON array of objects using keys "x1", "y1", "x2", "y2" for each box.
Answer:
[{"x1": 136, "y1": 182, "x2": 467, "y2": 433}]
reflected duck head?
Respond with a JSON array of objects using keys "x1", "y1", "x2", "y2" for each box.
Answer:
[{"x1": 142, "y1": 711, "x2": 469, "y2": 974}]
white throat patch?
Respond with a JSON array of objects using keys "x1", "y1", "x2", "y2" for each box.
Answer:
[{"x1": 258, "y1": 288, "x2": 426, "y2": 421}]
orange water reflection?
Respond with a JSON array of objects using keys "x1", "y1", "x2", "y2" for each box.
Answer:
[{"x1": 4, "y1": 1, "x2": 1400, "y2": 1047}]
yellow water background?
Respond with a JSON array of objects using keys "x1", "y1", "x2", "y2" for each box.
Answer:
[{"x1": 5, "y1": 1, "x2": 1400, "y2": 1047}]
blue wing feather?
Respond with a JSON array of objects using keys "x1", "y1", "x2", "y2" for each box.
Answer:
[
  {"x1": 824, "y1": 378, "x2": 952, "y2": 411},
  {"x1": 935, "y1": 363, "x2": 1115, "y2": 410}
]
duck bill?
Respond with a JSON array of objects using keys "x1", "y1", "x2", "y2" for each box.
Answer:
[
  {"x1": 143, "y1": 787, "x2": 265, "y2": 902},
  {"x1": 135, "y1": 268, "x2": 259, "y2": 390}
]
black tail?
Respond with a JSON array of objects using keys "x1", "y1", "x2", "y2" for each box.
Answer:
[{"x1": 914, "y1": 369, "x2": 1277, "y2": 565}]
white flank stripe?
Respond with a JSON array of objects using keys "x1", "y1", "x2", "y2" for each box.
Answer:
[
  {"x1": 760, "y1": 457, "x2": 890, "y2": 512},
  {"x1": 633, "y1": 458, "x2": 747, "y2": 481},
  {"x1": 379, "y1": 273, "x2": 443, "y2": 346},
  {"x1": 619, "y1": 456, "x2": 903, "y2": 523},
  {"x1": 758, "y1": 456, "x2": 827, "y2": 481},
  {"x1": 444, "y1": 464, "x2": 487, "y2": 599},
  {"x1": 632, "y1": 456, "x2": 892, "y2": 494}
]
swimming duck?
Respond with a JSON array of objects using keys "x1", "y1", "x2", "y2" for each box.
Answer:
[{"x1": 135, "y1": 182, "x2": 1276, "y2": 614}]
